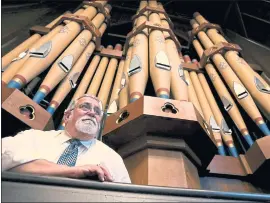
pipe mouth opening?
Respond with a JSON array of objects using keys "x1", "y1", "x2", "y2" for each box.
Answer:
[
  {"x1": 19, "y1": 105, "x2": 35, "y2": 120},
  {"x1": 203, "y1": 120, "x2": 211, "y2": 135},
  {"x1": 224, "y1": 103, "x2": 232, "y2": 111},
  {"x1": 237, "y1": 91, "x2": 248, "y2": 99},
  {"x1": 116, "y1": 110, "x2": 130, "y2": 124}
]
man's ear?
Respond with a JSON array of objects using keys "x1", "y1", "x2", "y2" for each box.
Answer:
[{"x1": 63, "y1": 110, "x2": 73, "y2": 123}]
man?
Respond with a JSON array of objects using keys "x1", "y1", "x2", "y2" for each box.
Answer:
[{"x1": 2, "y1": 94, "x2": 131, "y2": 183}]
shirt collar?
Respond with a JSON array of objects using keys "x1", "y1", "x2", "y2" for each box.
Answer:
[
  {"x1": 55, "y1": 130, "x2": 96, "y2": 149},
  {"x1": 80, "y1": 139, "x2": 96, "y2": 149}
]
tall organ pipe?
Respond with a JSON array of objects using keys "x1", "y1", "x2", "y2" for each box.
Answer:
[
  {"x1": 191, "y1": 19, "x2": 270, "y2": 137},
  {"x1": 193, "y1": 59, "x2": 238, "y2": 157},
  {"x1": 86, "y1": 45, "x2": 113, "y2": 96},
  {"x1": 8, "y1": 2, "x2": 108, "y2": 90},
  {"x1": 128, "y1": 1, "x2": 149, "y2": 103},
  {"x1": 148, "y1": 0, "x2": 171, "y2": 99},
  {"x1": 193, "y1": 12, "x2": 270, "y2": 119},
  {"x1": 98, "y1": 44, "x2": 122, "y2": 109},
  {"x1": 46, "y1": 23, "x2": 107, "y2": 115},
  {"x1": 184, "y1": 55, "x2": 226, "y2": 156},
  {"x1": 159, "y1": 4, "x2": 188, "y2": 102},
  {"x1": 33, "y1": 5, "x2": 111, "y2": 103},
  {"x1": 193, "y1": 39, "x2": 255, "y2": 146}
]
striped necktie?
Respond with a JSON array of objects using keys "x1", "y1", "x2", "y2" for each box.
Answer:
[{"x1": 57, "y1": 139, "x2": 82, "y2": 167}]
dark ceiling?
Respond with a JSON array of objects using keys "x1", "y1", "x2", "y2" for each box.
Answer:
[{"x1": 108, "y1": 0, "x2": 270, "y2": 47}]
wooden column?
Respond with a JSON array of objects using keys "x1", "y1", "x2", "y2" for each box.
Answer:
[
  {"x1": 118, "y1": 135, "x2": 201, "y2": 188},
  {"x1": 103, "y1": 96, "x2": 217, "y2": 188}
]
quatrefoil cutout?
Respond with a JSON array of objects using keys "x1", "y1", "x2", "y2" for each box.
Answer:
[
  {"x1": 161, "y1": 102, "x2": 178, "y2": 114},
  {"x1": 19, "y1": 105, "x2": 35, "y2": 120}
]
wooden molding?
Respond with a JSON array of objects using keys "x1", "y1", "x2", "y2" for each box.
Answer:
[{"x1": 103, "y1": 96, "x2": 217, "y2": 168}]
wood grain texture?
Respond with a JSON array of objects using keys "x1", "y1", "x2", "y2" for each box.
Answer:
[
  {"x1": 124, "y1": 149, "x2": 149, "y2": 186},
  {"x1": 207, "y1": 155, "x2": 247, "y2": 176},
  {"x1": 118, "y1": 134, "x2": 201, "y2": 167},
  {"x1": 245, "y1": 136, "x2": 270, "y2": 173},
  {"x1": 124, "y1": 148, "x2": 201, "y2": 189}
]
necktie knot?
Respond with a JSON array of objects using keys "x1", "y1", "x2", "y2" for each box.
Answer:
[{"x1": 70, "y1": 139, "x2": 81, "y2": 147}]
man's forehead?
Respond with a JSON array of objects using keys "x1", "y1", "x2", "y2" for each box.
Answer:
[{"x1": 77, "y1": 97, "x2": 99, "y2": 105}]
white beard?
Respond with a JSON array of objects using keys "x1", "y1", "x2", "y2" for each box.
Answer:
[{"x1": 75, "y1": 115, "x2": 99, "y2": 135}]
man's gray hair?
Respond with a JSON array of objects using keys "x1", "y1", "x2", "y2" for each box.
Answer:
[{"x1": 65, "y1": 94, "x2": 103, "y2": 113}]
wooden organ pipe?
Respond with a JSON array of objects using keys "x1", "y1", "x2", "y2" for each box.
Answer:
[
  {"x1": 7, "y1": 2, "x2": 109, "y2": 90},
  {"x1": 193, "y1": 39, "x2": 255, "y2": 146},
  {"x1": 190, "y1": 19, "x2": 270, "y2": 137}
]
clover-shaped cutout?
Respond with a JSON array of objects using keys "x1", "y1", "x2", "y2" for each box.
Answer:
[
  {"x1": 116, "y1": 110, "x2": 130, "y2": 124},
  {"x1": 19, "y1": 105, "x2": 35, "y2": 120},
  {"x1": 161, "y1": 102, "x2": 178, "y2": 114}
]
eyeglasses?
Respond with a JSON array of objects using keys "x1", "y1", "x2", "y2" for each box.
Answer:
[{"x1": 76, "y1": 102, "x2": 103, "y2": 116}]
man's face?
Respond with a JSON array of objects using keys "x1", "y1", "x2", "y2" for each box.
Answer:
[{"x1": 67, "y1": 97, "x2": 103, "y2": 136}]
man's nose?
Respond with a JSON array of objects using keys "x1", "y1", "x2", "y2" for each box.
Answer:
[{"x1": 86, "y1": 109, "x2": 96, "y2": 116}]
